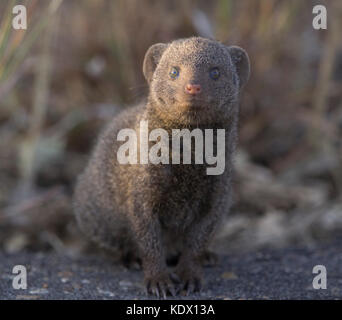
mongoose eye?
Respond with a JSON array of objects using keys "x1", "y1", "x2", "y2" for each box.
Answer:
[
  {"x1": 169, "y1": 67, "x2": 180, "y2": 79},
  {"x1": 209, "y1": 67, "x2": 220, "y2": 80}
]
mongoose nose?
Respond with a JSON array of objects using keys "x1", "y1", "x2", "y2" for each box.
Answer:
[{"x1": 185, "y1": 83, "x2": 202, "y2": 95}]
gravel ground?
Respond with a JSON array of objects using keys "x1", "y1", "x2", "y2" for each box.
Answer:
[{"x1": 1, "y1": 240, "x2": 342, "y2": 300}]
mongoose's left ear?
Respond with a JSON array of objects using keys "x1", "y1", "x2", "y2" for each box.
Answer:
[
  {"x1": 228, "y1": 46, "x2": 250, "y2": 88},
  {"x1": 143, "y1": 43, "x2": 168, "y2": 84}
]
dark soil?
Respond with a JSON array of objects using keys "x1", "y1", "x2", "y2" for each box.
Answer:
[{"x1": 1, "y1": 240, "x2": 341, "y2": 300}]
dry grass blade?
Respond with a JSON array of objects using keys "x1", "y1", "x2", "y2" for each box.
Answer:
[{"x1": 0, "y1": 0, "x2": 64, "y2": 83}]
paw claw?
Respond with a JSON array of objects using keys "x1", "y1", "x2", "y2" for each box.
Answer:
[
  {"x1": 153, "y1": 286, "x2": 160, "y2": 298},
  {"x1": 174, "y1": 264, "x2": 203, "y2": 295},
  {"x1": 185, "y1": 279, "x2": 193, "y2": 295},
  {"x1": 144, "y1": 273, "x2": 178, "y2": 298},
  {"x1": 169, "y1": 286, "x2": 177, "y2": 297}
]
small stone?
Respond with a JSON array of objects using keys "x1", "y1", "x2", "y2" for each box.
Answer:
[
  {"x1": 119, "y1": 280, "x2": 133, "y2": 288},
  {"x1": 58, "y1": 271, "x2": 73, "y2": 278},
  {"x1": 221, "y1": 271, "x2": 238, "y2": 280},
  {"x1": 97, "y1": 287, "x2": 115, "y2": 297},
  {"x1": 72, "y1": 283, "x2": 81, "y2": 290},
  {"x1": 29, "y1": 288, "x2": 49, "y2": 295}
]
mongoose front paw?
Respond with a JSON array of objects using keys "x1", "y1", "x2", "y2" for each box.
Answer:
[
  {"x1": 144, "y1": 272, "x2": 178, "y2": 298},
  {"x1": 175, "y1": 265, "x2": 203, "y2": 295}
]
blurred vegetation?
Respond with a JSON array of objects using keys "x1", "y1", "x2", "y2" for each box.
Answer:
[{"x1": 0, "y1": 0, "x2": 341, "y2": 255}]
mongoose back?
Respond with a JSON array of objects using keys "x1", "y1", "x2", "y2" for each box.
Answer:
[{"x1": 73, "y1": 37, "x2": 250, "y2": 297}]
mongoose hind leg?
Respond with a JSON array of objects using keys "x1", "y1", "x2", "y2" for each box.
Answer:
[{"x1": 174, "y1": 255, "x2": 203, "y2": 296}]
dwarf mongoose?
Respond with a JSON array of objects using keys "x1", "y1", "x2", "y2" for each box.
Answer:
[{"x1": 73, "y1": 37, "x2": 250, "y2": 297}]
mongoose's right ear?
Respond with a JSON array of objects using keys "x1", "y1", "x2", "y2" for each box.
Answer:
[
  {"x1": 228, "y1": 46, "x2": 250, "y2": 88},
  {"x1": 143, "y1": 43, "x2": 168, "y2": 84}
]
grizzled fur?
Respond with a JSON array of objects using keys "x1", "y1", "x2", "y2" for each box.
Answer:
[{"x1": 73, "y1": 37, "x2": 250, "y2": 297}]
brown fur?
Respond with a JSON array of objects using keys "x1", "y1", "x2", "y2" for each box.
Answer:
[{"x1": 73, "y1": 37, "x2": 250, "y2": 297}]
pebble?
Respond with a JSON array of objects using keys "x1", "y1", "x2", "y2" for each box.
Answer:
[
  {"x1": 29, "y1": 288, "x2": 49, "y2": 295},
  {"x1": 119, "y1": 280, "x2": 133, "y2": 288}
]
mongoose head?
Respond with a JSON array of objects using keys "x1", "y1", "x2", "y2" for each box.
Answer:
[{"x1": 143, "y1": 37, "x2": 250, "y2": 125}]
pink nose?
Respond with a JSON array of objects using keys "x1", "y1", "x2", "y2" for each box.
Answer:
[{"x1": 185, "y1": 83, "x2": 201, "y2": 95}]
